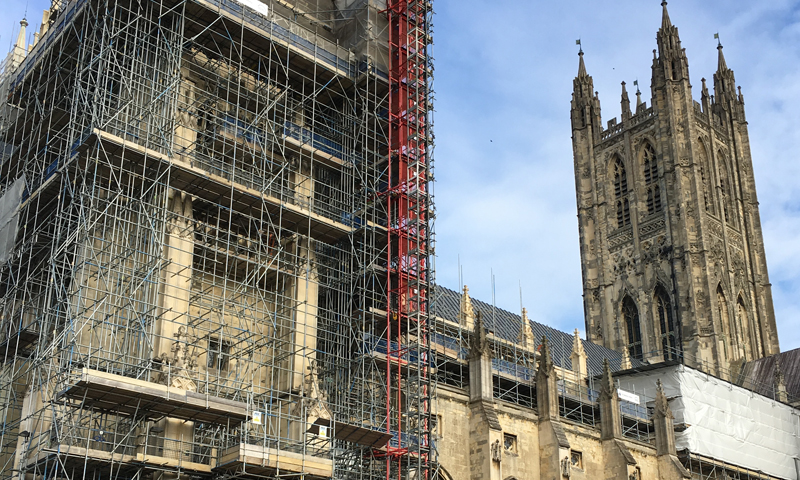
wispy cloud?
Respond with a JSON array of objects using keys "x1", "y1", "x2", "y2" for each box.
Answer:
[{"x1": 434, "y1": 0, "x2": 800, "y2": 351}]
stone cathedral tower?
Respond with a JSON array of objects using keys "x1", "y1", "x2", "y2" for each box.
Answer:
[{"x1": 570, "y1": 1, "x2": 780, "y2": 376}]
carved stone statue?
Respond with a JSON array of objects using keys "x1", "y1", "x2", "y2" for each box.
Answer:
[
  {"x1": 561, "y1": 456, "x2": 571, "y2": 477},
  {"x1": 490, "y1": 439, "x2": 501, "y2": 463}
]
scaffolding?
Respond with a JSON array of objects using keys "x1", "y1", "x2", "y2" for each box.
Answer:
[{"x1": 0, "y1": 0, "x2": 435, "y2": 478}]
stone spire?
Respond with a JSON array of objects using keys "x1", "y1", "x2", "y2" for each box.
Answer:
[
  {"x1": 10, "y1": 18, "x2": 29, "y2": 68},
  {"x1": 536, "y1": 335, "x2": 560, "y2": 421},
  {"x1": 572, "y1": 329, "x2": 585, "y2": 357},
  {"x1": 713, "y1": 42, "x2": 739, "y2": 110},
  {"x1": 717, "y1": 42, "x2": 728, "y2": 72},
  {"x1": 539, "y1": 335, "x2": 555, "y2": 375},
  {"x1": 459, "y1": 285, "x2": 475, "y2": 328},
  {"x1": 518, "y1": 307, "x2": 535, "y2": 349},
  {"x1": 701, "y1": 77, "x2": 710, "y2": 111},
  {"x1": 661, "y1": 1, "x2": 672, "y2": 30},
  {"x1": 570, "y1": 329, "x2": 588, "y2": 381},
  {"x1": 571, "y1": 49, "x2": 602, "y2": 138},
  {"x1": 656, "y1": 0, "x2": 689, "y2": 83},
  {"x1": 599, "y1": 358, "x2": 615, "y2": 399},
  {"x1": 654, "y1": 379, "x2": 673, "y2": 420},
  {"x1": 470, "y1": 310, "x2": 489, "y2": 359},
  {"x1": 15, "y1": 18, "x2": 28, "y2": 52},
  {"x1": 598, "y1": 358, "x2": 622, "y2": 440},
  {"x1": 468, "y1": 310, "x2": 495, "y2": 404},
  {"x1": 653, "y1": 379, "x2": 679, "y2": 457},
  {"x1": 621, "y1": 81, "x2": 632, "y2": 121}
]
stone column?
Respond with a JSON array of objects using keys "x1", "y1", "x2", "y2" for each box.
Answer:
[
  {"x1": 598, "y1": 359, "x2": 638, "y2": 480},
  {"x1": 290, "y1": 240, "x2": 319, "y2": 394},
  {"x1": 174, "y1": 75, "x2": 199, "y2": 156},
  {"x1": 536, "y1": 336, "x2": 571, "y2": 480},
  {"x1": 468, "y1": 311, "x2": 502, "y2": 480},
  {"x1": 293, "y1": 158, "x2": 315, "y2": 211},
  {"x1": 598, "y1": 359, "x2": 621, "y2": 441},
  {"x1": 153, "y1": 189, "x2": 195, "y2": 471},
  {"x1": 654, "y1": 380, "x2": 691, "y2": 479},
  {"x1": 283, "y1": 239, "x2": 320, "y2": 444},
  {"x1": 156, "y1": 189, "x2": 194, "y2": 362}
]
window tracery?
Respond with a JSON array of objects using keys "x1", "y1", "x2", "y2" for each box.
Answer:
[
  {"x1": 643, "y1": 142, "x2": 662, "y2": 215},
  {"x1": 614, "y1": 157, "x2": 631, "y2": 227},
  {"x1": 655, "y1": 287, "x2": 680, "y2": 360},
  {"x1": 623, "y1": 296, "x2": 643, "y2": 360}
]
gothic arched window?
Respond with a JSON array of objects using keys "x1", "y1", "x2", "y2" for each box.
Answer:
[
  {"x1": 643, "y1": 143, "x2": 658, "y2": 184},
  {"x1": 643, "y1": 142, "x2": 662, "y2": 215},
  {"x1": 717, "y1": 285, "x2": 734, "y2": 361},
  {"x1": 698, "y1": 142, "x2": 715, "y2": 214},
  {"x1": 614, "y1": 157, "x2": 630, "y2": 227},
  {"x1": 623, "y1": 296, "x2": 643, "y2": 360},
  {"x1": 737, "y1": 296, "x2": 752, "y2": 360},
  {"x1": 655, "y1": 286, "x2": 680, "y2": 360},
  {"x1": 717, "y1": 152, "x2": 735, "y2": 225}
]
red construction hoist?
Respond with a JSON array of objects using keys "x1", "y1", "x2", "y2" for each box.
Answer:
[{"x1": 384, "y1": 1, "x2": 432, "y2": 479}]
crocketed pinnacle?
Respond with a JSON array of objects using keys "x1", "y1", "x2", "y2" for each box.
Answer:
[
  {"x1": 661, "y1": 1, "x2": 672, "y2": 29},
  {"x1": 600, "y1": 358, "x2": 615, "y2": 398},
  {"x1": 539, "y1": 335, "x2": 554, "y2": 373},
  {"x1": 655, "y1": 379, "x2": 674, "y2": 419},
  {"x1": 578, "y1": 49, "x2": 587, "y2": 78},
  {"x1": 15, "y1": 18, "x2": 28, "y2": 52},
  {"x1": 717, "y1": 43, "x2": 728, "y2": 73}
]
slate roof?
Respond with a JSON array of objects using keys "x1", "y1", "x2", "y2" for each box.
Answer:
[
  {"x1": 737, "y1": 348, "x2": 800, "y2": 402},
  {"x1": 432, "y1": 285, "x2": 643, "y2": 375}
]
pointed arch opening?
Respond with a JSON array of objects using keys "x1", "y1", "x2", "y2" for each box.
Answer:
[
  {"x1": 643, "y1": 142, "x2": 658, "y2": 184},
  {"x1": 716, "y1": 284, "x2": 734, "y2": 361},
  {"x1": 736, "y1": 296, "x2": 752, "y2": 360},
  {"x1": 614, "y1": 157, "x2": 631, "y2": 227},
  {"x1": 622, "y1": 296, "x2": 643, "y2": 360},
  {"x1": 698, "y1": 140, "x2": 715, "y2": 215},
  {"x1": 717, "y1": 151, "x2": 735, "y2": 225},
  {"x1": 642, "y1": 142, "x2": 662, "y2": 215},
  {"x1": 654, "y1": 285, "x2": 680, "y2": 361}
]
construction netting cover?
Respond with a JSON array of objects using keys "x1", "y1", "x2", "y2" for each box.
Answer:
[{"x1": 617, "y1": 364, "x2": 800, "y2": 480}]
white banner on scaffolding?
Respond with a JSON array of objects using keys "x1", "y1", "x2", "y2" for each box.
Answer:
[{"x1": 617, "y1": 389, "x2": 640, "y2": 405}]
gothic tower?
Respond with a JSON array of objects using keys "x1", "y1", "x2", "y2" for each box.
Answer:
[{"x1": 570, "y1": 1, "x2": 779, "y2": 376}]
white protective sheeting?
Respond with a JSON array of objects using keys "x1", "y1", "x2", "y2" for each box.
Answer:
[
  {"x1": 0, "y1": 177, "x2": 25, "y2": 264},
  {"x1": 233, "y1": 0, "x2": 268, "y2": 17},
  {"x1": 617, "y1": 364, "x2": 800, "y2": 480}
]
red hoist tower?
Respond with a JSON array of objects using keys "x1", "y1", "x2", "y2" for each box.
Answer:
[{"x1": 384, "y1": 0, "x2": 434, "y2": 479}]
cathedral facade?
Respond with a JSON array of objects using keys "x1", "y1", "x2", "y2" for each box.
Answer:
[
  {"x1": 570, "y1": 1, "x2": 780, "y2": 376},
  {"x1": 434, "y1": 4, "x2": 797, "y2": 480}
]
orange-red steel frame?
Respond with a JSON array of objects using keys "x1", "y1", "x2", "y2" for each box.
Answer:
[{"x1": 384, "y1": 1, "x2": 432, "y2": 479}]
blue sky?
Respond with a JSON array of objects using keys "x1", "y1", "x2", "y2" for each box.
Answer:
[{"x1": 4, "y1": 0, "x2": 800, "y2": 351}]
